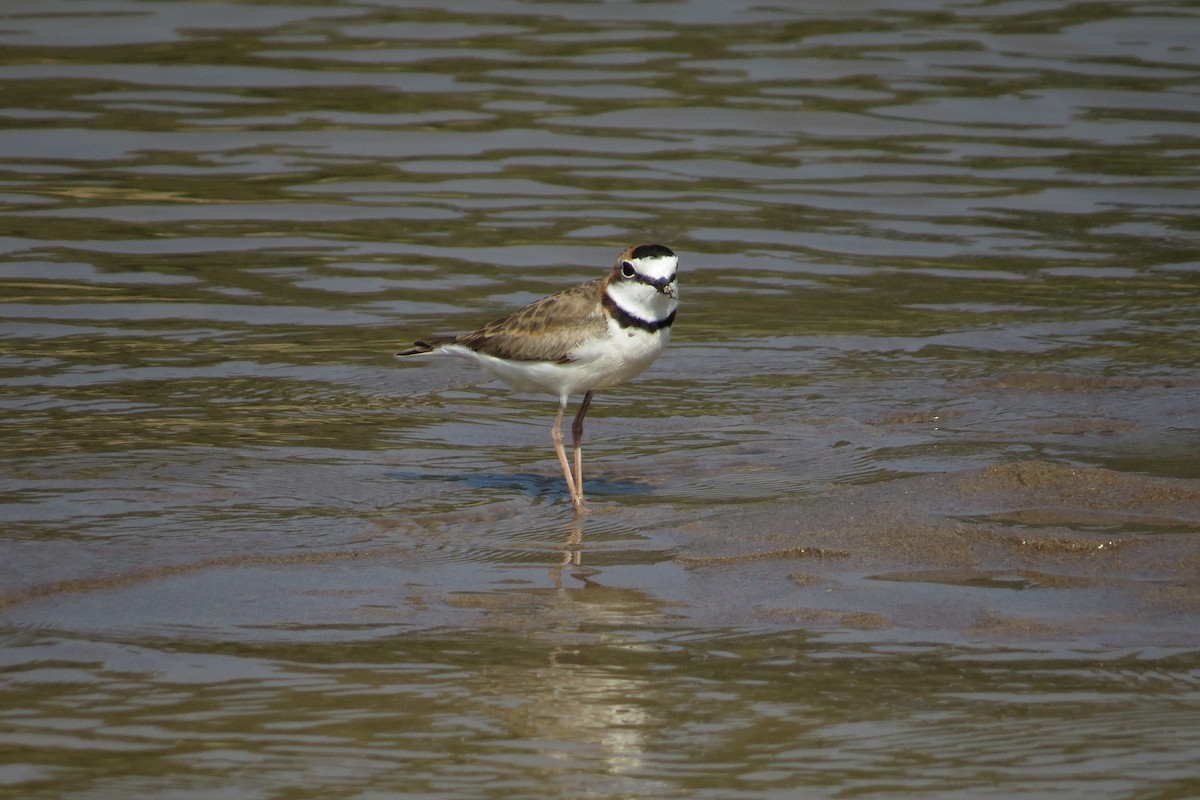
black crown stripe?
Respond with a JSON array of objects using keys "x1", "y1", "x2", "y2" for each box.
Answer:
[{"x1": 629, "y1": 243, "x2": 675, "y2": 260}]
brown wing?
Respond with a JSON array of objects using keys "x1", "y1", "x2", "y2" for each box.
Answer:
[{"x1": 454, "y1": 278, "x2": 608, "y2": 362}]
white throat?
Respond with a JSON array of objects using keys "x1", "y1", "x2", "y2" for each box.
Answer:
[{"x1": 607, "y1": 275, "x2": 677, "y2": 324}]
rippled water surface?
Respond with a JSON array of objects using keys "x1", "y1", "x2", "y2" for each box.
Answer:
[{"x1": 3, "y1": 0, "x2": 1200, "y2": 797}]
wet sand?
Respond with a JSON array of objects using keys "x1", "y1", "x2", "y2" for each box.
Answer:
[
  {"x1": 5, "y1": 458, "x2": 1198, "y2": 650},
  {"x1": 672, "y1": 460, "x2": 1200, "y2": 645}
]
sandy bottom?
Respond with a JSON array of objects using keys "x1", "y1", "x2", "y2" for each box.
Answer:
[
  {"x1": 4, "y1": 460, "x2": 1198, "y2": 650},
  {"x1": 665, "y1": 460, "x2": 1200, "y2": 645}
]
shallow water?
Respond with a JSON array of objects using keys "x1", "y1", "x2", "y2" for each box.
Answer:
[{"x1": 2, "y1": 0, "x2": 1200, "y2": 797}]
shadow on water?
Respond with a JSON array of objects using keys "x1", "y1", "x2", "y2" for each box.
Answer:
[{"x1": 385, "y1": 468, "x2": 655, "y2": 500}]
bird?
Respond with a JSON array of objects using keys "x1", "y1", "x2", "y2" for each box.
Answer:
[{"x1": 395, "y1": 244, "x2": 679, "y2": 514}]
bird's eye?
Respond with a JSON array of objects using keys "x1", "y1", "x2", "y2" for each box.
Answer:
[{"x1": 620, "y1": 261, "x2": 636, "y2": 278}]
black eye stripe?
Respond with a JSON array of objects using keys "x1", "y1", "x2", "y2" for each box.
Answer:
[{"x1": 621, "y1": 265, "x2": 674, "y2": 283}]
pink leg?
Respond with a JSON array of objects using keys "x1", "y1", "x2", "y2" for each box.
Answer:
[
  {"x1": 550, "y1": 397, "x2": 585, "y2": 513},
  {"x1": 571, "y1": 391, "x2": 594, "y2": 501}
]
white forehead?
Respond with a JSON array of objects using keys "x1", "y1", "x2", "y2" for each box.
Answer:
[{"x1": 628, "y1": 254, "x2": 678, "y2": 282}]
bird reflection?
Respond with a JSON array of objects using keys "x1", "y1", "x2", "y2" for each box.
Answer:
[{"x1": 550, "y1": 522, "x2": 584, "y2": 589}]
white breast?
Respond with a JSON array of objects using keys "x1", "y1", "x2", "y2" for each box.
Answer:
[{"x1": 570, "y1": 319, "x2": 671, "y2": 390}]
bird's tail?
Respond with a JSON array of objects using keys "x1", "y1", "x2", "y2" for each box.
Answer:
[{"x1": 395, "y1": 337, "x2": 455, "y2": 357}]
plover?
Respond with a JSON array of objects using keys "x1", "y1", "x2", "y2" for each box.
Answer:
[{"x1": 396, "y1": 244, "x2": 679, "y2": 514}]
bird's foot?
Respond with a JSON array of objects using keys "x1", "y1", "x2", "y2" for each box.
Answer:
[{"x1": 570, "y1": 495, "x2": 588, "y2": 517}]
